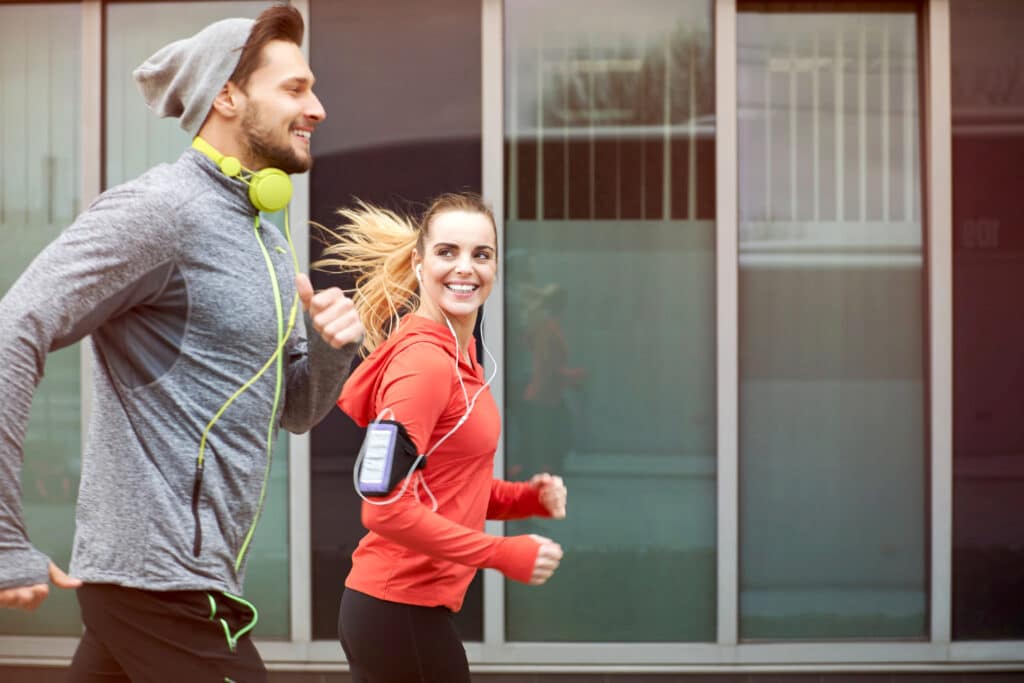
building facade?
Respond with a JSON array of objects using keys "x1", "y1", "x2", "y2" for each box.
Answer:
[{"x1": 0, "y1": 0, "x2": 1021, "y2": 680}]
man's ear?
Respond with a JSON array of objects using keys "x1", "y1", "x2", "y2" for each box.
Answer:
[{"x1": 210, "y1": 82, "x2": 244, "y2": 120}]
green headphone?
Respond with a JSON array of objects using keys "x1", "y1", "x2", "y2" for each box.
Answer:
[{"x1": 192, "y1": 136, "x2": 293, "y2": 213}]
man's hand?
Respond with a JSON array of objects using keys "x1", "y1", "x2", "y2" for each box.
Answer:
[
  {"x1": 0, "y1": 562, "x2": 81, "y2": 612},
  {"x1": 528, "y1": 534, "x2": 563, "y2": 586},
  {"x1": 530, "y1": 473, "x2": 567, "y2": 519},
  {"x1": 296, "y1": 273, "x2": 363, "y2": 349}
]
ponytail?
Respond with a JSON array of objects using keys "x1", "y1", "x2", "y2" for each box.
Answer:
[{"x1": 314, "y1": 201, "x2": 421, "y2": 354}]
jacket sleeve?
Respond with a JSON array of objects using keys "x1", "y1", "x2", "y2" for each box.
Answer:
[
  {"x1": 487, "y1": 479, "x2": 551, "y2": 521},
  {"x1": 361, "y1": 486, "x2": 541, "y2": 583},
  {"x1": 279, "y1": 315, "x2": 358, "y2": 434},
  {"x1": 0, "y1": 188, "x2": 179, "y2": 590},
  {"x1": 358, "y1": 343, "x2": 540, "y2": 583}
]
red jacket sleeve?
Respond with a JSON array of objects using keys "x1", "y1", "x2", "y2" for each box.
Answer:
[
  {"x1": 487, "y1": 479, "x2": 551, "y2": 520},
  {"x1": 361, "y1": 343, "x2": 540, "y2": 583},
  {"x1": 362, "y1": 487, "x2": 539, "y2": 583}
]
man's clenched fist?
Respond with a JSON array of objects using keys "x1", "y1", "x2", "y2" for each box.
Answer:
[{"x1": 296, "y1": 273, "x2": 363, "y2": 349}]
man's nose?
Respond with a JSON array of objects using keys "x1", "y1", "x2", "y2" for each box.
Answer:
[{"x1": 306, "y1": 90, "x2": 326, "y2": 122}]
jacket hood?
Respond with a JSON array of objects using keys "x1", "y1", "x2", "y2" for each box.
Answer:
[{"x1": 338, "y1": 314, "x2": 472, "y2": 426}]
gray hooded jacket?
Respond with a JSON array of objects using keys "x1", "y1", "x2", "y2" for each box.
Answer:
[{"x1": 0, "y1": 148, "x2": 355, "y2": 595}]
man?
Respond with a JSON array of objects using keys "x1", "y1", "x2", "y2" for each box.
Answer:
[{"x1": 0, "y1": 5, "x2": 361, "y2": 680}]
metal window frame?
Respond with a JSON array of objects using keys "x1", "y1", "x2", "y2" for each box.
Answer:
[
  {"x1": 925, "y1": 0, "x2": 954, "y2": 649},
  {"x1": 286, "y1": 0, "x2": 314, "y2": 649},
  {"x1": 716, "y1": 0, "x2": 741, "y2": 650},
  {"x1": 1, "y1": 0, "x2": 1022, "y2": 673}
]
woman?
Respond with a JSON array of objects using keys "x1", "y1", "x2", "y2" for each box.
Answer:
[{"x1": 318, "y1": 193, "x2": 567, "y2": 682}]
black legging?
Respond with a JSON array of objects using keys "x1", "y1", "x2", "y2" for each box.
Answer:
[{"x1": 338, "y1": 588, "x2": 471, "y2": 683}]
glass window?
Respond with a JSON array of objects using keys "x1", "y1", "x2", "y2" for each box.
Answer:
[
  {"x1": 103, "y1": 1, "x2": 295, "y2": 639},
  {"x1": 504, "y1": 0, "x2": 717, "y2": 642},
  {"x1": 308, "y1": 0, "x2": 485, "y2": 642},
  {"x1": 0, "y1": 2, "x2": 82, "y2": 638},
  {"x1": 737, "y1": 3, "x2": 927, "y2": 640},
  {"x1": 951, "y1": 0, "x2": 1024, "y2": 641}
]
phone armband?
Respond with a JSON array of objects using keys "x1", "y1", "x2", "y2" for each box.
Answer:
[{"x1": 356, "y1": 419, "x2": 424, "y2": 497}]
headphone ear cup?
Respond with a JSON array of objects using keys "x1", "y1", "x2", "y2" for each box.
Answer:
[{"x1": 248, "y1": 168, "x2": 293, "y2": 213}]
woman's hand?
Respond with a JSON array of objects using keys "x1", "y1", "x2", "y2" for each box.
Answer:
[
  {"x1": 527, "y1": 534, "x2": 563, "y2": 585},
  {"x1": 530, "y1": 473, "x2": 567, "y2": 519}
]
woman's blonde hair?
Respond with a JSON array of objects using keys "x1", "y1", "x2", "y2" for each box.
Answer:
[{"x1": 314, "y1": 192, "x2": 497, "y2": 354}]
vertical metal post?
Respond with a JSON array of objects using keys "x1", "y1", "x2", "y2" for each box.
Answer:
[
  {"x1": 287, "y1": 0, "x2": 313, "y2": 646},
  {"x1": 926, "y1": 0, "x2": 953, "y2": 646},
  {"x1": 715, "y1": 0, "x2": 739, "y2": 647},
  {"x1": 481, "y1": 0, "x2": 507, "y2": 654}
]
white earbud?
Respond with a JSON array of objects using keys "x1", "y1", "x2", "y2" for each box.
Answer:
[{"x1": 415, "y1": 264, "x2": 423, "y2": 282}]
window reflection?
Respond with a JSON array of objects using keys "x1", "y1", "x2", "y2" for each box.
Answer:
[
  {"x1": 0, "y1": 2, "x2": 82, "y2": 637},
  {"x1": 307, "y1": 0, "x2": 486, "y2": 642},
  {"x1": 505, "y1": 0, "x2": 717, "y2": 643},
  {"x1": 737, "y1": 5, "x2": 927, "y2": 640},
  {"x1": 951, "y1": 0, "x2": 1024, "y2": 641}
]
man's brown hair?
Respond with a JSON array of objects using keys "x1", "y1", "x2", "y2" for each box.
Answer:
[{"x1": 229, "y1": 4, "x2": 304, "y2": 92}]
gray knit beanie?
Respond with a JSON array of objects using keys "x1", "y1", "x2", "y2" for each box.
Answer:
[{"x1": 133, "y1": 17, "x2": 255, "y2": 137}]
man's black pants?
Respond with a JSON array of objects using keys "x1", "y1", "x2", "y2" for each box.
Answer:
[{"x1": 68, "y1": 583, "x2": 267, "y2": 682}]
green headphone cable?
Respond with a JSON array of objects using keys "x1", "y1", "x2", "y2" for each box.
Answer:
[
  {"x1": 206, "y1": 591, "x2": 260, "y2": 654},
  {"x1": 233, "y1": 209, "x2": 300, "y2": 571},
  {"x1": 190, "y1": 207, "x2": 300, "y2": 564}
]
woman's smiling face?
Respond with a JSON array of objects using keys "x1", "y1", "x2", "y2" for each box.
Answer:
[{"x1": 414, "y1": 209, "x2": 497, "y2": 327}]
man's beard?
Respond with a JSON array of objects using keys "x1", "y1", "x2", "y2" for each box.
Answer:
[{"x1": 241, "y1": 102, "x2": 311, "y2": 175}]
